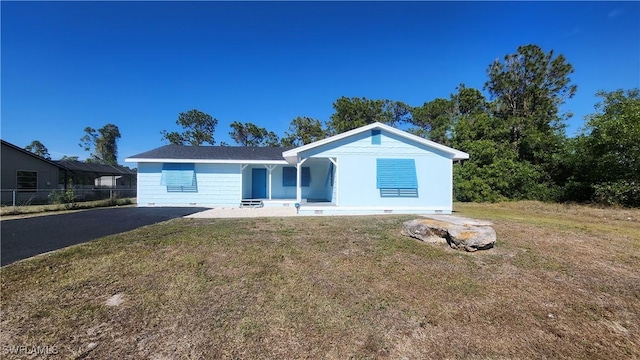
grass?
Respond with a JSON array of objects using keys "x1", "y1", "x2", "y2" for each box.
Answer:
[
  {"x1": 1, "y1": 202, "x2": 639, "y2": 358},
  {"x1": 0, "y1": 197, "x2": 135, "y2": 217}
]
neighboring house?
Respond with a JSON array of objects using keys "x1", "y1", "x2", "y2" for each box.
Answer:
[
  {"x1": 1, "y1": 139, "x2": 137, "y2": 204},
  {"x1": 56, "y1": 160, "x2": 137, "y2": 189},
  {"x1": 125, "y1": 122, "x2": 469, "y2": 215},
  {"x1": 1, "y1": 140, "x2": 64, "y2": 204}
]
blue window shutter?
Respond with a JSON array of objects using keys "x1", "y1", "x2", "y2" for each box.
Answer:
[
  {"x1": 283, "y1": 166, "x2": 311, "y2": 187},
  {"x1": 301, "y1": 167, "x2": 310, "y2": 187},
  {"x1": 371, "y1": 129, "x2": 381, "y2": 145},
  {"x1": 161, "y1": 163, "x2": 196, "y2": 186},
  {"x1": 376, "y1": 159, "x2": 418, "y2": 189},
  {"x1": 283, "y1": 167, "x2": 296, "y2": 186}
]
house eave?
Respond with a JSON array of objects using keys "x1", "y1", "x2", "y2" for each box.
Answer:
[
  {"x1": 1, "y1": 139, "x2": 69, "y2": 170},
  {"x1": 125, "y1": 157, "x2": 289, "y2": 165},
  {"x1": 282, "y1": 122, "x2": 470, "y2": 160}
]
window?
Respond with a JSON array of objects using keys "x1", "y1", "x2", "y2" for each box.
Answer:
[
  {"x1": 17, "y1": 171, "x2": 37, "y2": 192},
  {"x1": 283, "y1": 167, "x2": 310, "y2": 187},
  {"x1": 161, "y1": 163, "x2": 197, "y2": 192},
  {"x1": 282, "y1": 167, "x2": 296, "y2": 186},
  {"x1": 376, "y1": 159, "x2": 418, "y2": 197},
  {"x1": 371, "y1": 129, "x2": 381, "y2": 145}
]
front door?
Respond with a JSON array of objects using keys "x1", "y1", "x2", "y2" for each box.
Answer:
[{"x1": 252, "y1": 168, "x2": 267, "y2": 199}]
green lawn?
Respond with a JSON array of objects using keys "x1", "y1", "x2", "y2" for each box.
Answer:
[{"x1": 1, "y1": 202, "x2": 638, "y2": 358}]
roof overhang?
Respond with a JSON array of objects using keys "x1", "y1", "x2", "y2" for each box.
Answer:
[
  {"x1": 282, "y1": 122, "x2": 470, "y2": 163},
  {"x1": 1, "y1": 139, "x2": 69, "y2": 169},
  {"x1": 125, "y1": 158, "x2": 289, "y2": 165}
]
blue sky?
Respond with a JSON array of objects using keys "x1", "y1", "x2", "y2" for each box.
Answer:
[{"x1": 2, "y1": 1, "x2": 638, "y2": 164}]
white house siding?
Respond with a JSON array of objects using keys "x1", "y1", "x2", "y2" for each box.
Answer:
[
  {"x1": 299, "y1": 130, "x2": 454, "y2": 213},
  {"x1": 137, "y1": 163, "x2": 241, "y2": 207}
]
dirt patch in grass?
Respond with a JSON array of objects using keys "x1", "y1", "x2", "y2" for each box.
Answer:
[{"x1": 1, "y1": 203, "x2": 639, "y2": 358}]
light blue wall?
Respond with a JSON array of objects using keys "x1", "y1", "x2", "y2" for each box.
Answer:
[
  {"x1": 333, "y1": 155, "x2": 451, "y2": 208},
  {"x1": 241, "y1": 166, "x2": 252, "y2": 198},
  {"x1": 324, "y1": 163, "x2": 336, "y2": 202},
  {"x1": 304, "y1": 130, "x2": 454, "y2": 159},
  {"x1": 137, "y1": 163, "x2": 241, "y2": 206},
  {"x1": 243, "y1": 164, "x2": 330, "y2": 200},
  {"x1": 136, "y1": 129, "x2": 455, "y2": 211},
  {"x1": 271, "y1": 165, "x2": 296, "y2": 199},
  {"x1": 139, "y1": 162, "x2": 334, "y2": 205},
  {"x1": 300, "y1": 129, "x2": 453, "y2": 210},
  {"x1": 301, "y1": 161, "x2": 333, "y2": 201}
]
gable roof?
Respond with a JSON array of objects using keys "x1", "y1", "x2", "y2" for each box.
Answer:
[
  {"x1": 126, "y1": 123, "x2": 470, "y2": 164},
  {"x1": 1, "y1": 139, "x2": 66, "y2": 169},
  {"x1": 282, "y1": 122, "x2": 470, "y2": 162},
  {"x1": 2, "y1": 139, "x2": 136, "y2": 175},
  {"x1": 125, "y1": 145, "x2": 293, "y2": 164}
]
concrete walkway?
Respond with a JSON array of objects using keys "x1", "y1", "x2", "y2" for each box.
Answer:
[
  {"x1": 185, "y1": 206, "x2": 299, "y2": 218},
  {"x1": 185, "y1": 208, "x2": 491, "y2": 222}
]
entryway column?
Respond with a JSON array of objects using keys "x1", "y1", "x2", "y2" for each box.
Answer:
[
  {"x1": 296, "y1": 158, "x2": 307, "y2": 203},
  {"x1": 264, "y1": 165, "x2": 276, "y2": 200}
]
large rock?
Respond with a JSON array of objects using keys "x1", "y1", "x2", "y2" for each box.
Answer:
[{"x1": 402, "y1": 216, "x2": 496, "y2": 252}]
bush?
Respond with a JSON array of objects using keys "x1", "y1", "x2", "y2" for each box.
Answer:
[
  {"x1": 47, "y1": 187, "x2": 76, "y2": 209},
  {"x1": 48, "y1": 190, "x2": 64, "y2": 205},
  {"x1": 592, "y1": 181, "x2": 640, "y2": 207},
  {"x1": 453, "y1": 158, "x2": 557, "y2": 202}
]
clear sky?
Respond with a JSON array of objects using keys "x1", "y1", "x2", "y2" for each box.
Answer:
[{"x1": 2, "y1": 1, "x2": 638, "y2": 164}]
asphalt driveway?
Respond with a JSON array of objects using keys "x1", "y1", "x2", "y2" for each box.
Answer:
[{"x1": 1, "y1": 207, "x2": 208, "y2": 266}]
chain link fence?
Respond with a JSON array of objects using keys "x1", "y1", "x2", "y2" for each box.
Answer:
[{"x1": 1, "y1": 188, "x2": 137, "y2": 210}]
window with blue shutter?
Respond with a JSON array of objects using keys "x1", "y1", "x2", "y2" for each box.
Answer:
[
  {"x1": 282, "y1": 167, "x2": 296, "y2": 186},
  {"x1": 283, "y1": 167, "x2": 310, "y2": 187},
  {"x1": 371, "y1": 129, "x2": 381, "y2": 145},
  {"x1": 161, "y1": 163, "x2": 197, "y2": 192},
  {"x1": 301, "y1": 167, "x2": 310, "y2": 186},
  {"x1": 376, "y1": 159, "x2": 418, "y2": 197}
]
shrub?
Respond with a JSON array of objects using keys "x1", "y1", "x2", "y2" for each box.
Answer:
[
  {"x1": 48, "y1": 190, "x2": 64, "y2": 205},
  {"x1": 592, "y1": 180, "x2": 640, "y2": 207},
  {"x1": 48, "y1": 184, "x2": 76, "y2": 209}
]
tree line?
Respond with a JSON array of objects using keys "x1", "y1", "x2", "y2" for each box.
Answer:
[
  {"x1": 24, "y1": 44, "x2": 638, "y2": 206},
  {"x1": 24, "y1": 124, "x2": 122, "y2": 165},
  {"x1": 157, "y1": 45, "x2": 637, "y2": 207}
]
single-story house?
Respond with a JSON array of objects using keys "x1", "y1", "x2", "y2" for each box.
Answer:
[
  {"x1": 1, "y1": 139, "x2": 137, "y2": 204},
  {"x1": 1, "y1": 139, "x2": 64, "y2": 204},
  {"x1": 125, "y1": 122, "x2": 469, "y2": 215}
]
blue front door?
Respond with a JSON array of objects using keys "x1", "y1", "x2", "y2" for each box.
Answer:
[{"x1": 252, "y1": 168, "x2": 267, "y2": 199}]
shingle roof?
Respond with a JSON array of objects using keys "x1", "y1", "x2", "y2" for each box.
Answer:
[
  {"x1": 1, "y1": 139, "x2": 137, "y2": 175},
  {"x1": 55, "y1": 160, "x2": 137, "y2": 175},
  {"x1": 1, "y1": 139, "x2": 65, "y2": 168},
  {"x1": 127, "y1": 145, "x2": 293, "y2": 161}
]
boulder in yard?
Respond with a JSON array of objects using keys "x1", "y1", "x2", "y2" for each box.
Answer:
[{"x1": 402, "y1": 217, "x2": 496, "y2": 252}]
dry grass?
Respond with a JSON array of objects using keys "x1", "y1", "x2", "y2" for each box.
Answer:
[
  {"x1": 0, "y1": 198, "x2": 135, "y2": 218},
  {"x1": 1, "y1": 202, "x2": 639, "y2": 359}
]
